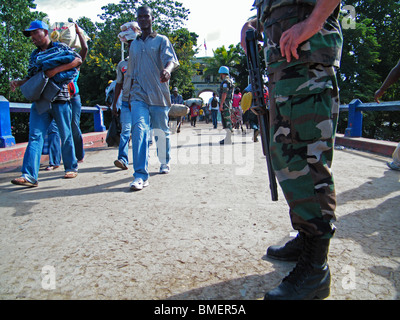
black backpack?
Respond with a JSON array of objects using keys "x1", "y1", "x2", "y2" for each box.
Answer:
[{"x1": 211, "y1": 96, "x2": 218, "y2": 108}]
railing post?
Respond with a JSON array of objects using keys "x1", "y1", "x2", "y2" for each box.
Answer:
[
  {"x1": 0, "y1": 96, "x2": 16, "y2": 148},
  {"x1": 93, "y1": 105, "x2": 106, "y2": 132},
  {"x1": 345, "y1": 99, "x2": 363, "y2": 137}
]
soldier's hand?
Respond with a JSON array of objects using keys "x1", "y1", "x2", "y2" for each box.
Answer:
[
  {"x1": 280, "y1": 20, "x2": 320, "y2": 63},
  {"x1": 280, "y1": 0, "x2": 340, "y2": 62}
]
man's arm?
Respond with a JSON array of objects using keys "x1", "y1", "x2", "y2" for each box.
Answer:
[
  {"x1": 375, "y1": 59, "x2": 400, "y2": 103},
  {"x1": 240, "y1": 18, "x2": 259, "y2": 53},
  {"x1": 112, "y1": 82, "x2": 123, "y2": 115},
  {"x1": 160, "y1": 61, "x2": 177, "y2": 83},
  {"x1": 10, "y1": 79, "x2": 28, "y2": 92},
  {"x1": 44, "y1": 57, "x2": 82, "y2": 79},
  {"x1": 75, "y1": 23, "x2": 88, "y2": 63},
  {"x1": 279, "y1": 0, "x2": 341, "y2": 62}
]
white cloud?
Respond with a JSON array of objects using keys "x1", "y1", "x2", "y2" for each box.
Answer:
[
  {"x1": 35, "y1": 0, "x2": 119, "y2": 23},
  {"x1": 34, "y1": 0, "x2": 254, "y2": 55}
]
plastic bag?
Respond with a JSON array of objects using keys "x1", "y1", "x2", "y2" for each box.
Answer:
[
  {"x1": 168, "y1": 104, "x2": 189, "y2": 117},
  {"x1": 118, "y1": 22, "x2": 139, "y2": 43},
  {"x1": 50, "y1": 22, "x2": 90, "y2": 51},
  {"x1": 185, "y1": 98, "x2": 203, "y2": 107},
  {"x1": 241, "y1": 92, "x2": 252, "y2": 113},
  {"x1": 106, "y1": 115, "x2": 121, "y2": 147}
]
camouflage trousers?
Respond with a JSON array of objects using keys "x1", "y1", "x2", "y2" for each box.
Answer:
[
  {"x1": 268, "y1": 63, "x2": 339, "y2": 239},
  {"x1": 221, "y1": 105, "x2": 233, "y2": 132}
]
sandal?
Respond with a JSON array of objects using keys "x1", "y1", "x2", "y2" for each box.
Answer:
[
  {"x1": 64, "y1": 171, "x2": 78, "y2": 179},
  {"x1": 45, "y1": 165, "x2": 60, "y2": 171},
  {"x1": 11, "y1": 177, "x2": 38, "y2": 187}
]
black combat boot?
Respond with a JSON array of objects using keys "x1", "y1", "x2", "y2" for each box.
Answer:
[
  {"x1": 264, "y1": 236, "x2": 331, "y2": 300},
  {"x1": 266, "y1": 232, "x2": 305, "y2": 261}
]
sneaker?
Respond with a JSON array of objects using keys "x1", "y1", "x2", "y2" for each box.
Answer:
[
  {"x1": 387, "y1": 161, "x2": 400, "y2": 171},
  {"x1": 159, "y1": 164, "x2": 170, "y2": 174},
  {"x1": 114, "y1": 159, "x2": 128, "y2": 170},
  {"x1": 129, "y1": 178, "x2": 149, "y2": 191}
]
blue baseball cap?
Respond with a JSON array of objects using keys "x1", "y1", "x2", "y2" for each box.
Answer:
[{"x1": 23, "y1": 20, "x2": 49, "y2": 37}]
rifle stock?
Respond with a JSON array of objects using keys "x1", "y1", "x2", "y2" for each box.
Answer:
[{"x1": 245, "y1": 28, "x2": 278, "y2": 201}]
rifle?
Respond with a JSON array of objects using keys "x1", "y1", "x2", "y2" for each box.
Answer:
[{"x1": 245, "y1": 28, "x2": 278, "y2": 201}]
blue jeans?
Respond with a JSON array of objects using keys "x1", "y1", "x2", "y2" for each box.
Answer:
[
  {"x1": 70, "y1": 94, "x2": 84, "y2": 161},
  {"x1": 118, "y1": 101, "x2": 132, "y2": 166},
  {"x1": 130, "y1": 100, "x2": 170, "y2": 181},
  {"x1": 47, "y1": 94, "x2": 85, "y2": 163},
  {"x1": 47, "y1": 120, "x2": 61, "y2": 166},
  {"x1": 22, "y1": 101, "x2": 78, "y2": 183},
  {"x1": 211, "y1": 109, "x2": 218, "y2": 128}
]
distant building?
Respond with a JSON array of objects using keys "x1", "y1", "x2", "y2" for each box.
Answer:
[{"x1": 192, "y1": 57, "x2": 219, "y2": 98}]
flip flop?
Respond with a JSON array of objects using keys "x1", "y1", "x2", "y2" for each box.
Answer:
[
  {"x1": 11, "y1": 177, "x2": 38, "y2": 187},
  {"x1": 64, "y1": 171, "x2": 78, "y2": 179},
  {"x1": 45, "y1": 165, "x2": 60, "y2": 171}
]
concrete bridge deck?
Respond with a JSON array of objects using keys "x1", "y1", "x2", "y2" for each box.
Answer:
[{"x1": 0, "y1": 122, "x2": 399, "y2": 300}]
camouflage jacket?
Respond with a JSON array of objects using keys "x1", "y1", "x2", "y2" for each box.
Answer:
[
  {"x1": 253, "y1": 0, "x2": 343, "y2": 73},
  {"x1": 219, "y1": 76, "x2": 234, "y2": 103}
]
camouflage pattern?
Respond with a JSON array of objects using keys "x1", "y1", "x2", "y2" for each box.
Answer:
[
  {"x1": 254, "y1": 0, "x2": 317, "y2": 23},
  {"x1": 254, "y1": 1, "x2": 342, "y2": 74},
  {"x1": 256, "y1": 2, "x2": 342, "y2": 238},
  {"x1": 269, "y1": 63, "x2": 339, "y2": 238},
  {"x1": 219, "y1": 76, "x2": 234, "y2": 132}
]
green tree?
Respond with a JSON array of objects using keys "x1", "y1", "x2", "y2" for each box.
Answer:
[
  {"x1": 99, "y1": 0, "x2": 189, "y2": 35},
  {"x1": 168, "y1": 28, "x2": 198, "y2": 99},
  {"x1": 203, "y1": 45, "x2": 242, "y2": 85},
  {"x1": 233, "y1": 43, "x2": 253, "y2": 92},
  {"x1": 0, "y1": 0, "x2": 47, "y2": 142},
  {"x1": 338, "y1": 18, "x2": 381, "y2": 104},
  {"x1": 0, "y1": 0, "x2": 46, "y2": 101},
  {"x1": 338, "y1": 0, "x2": 400, "y2": 140},
  {"x1": 78, "y1": 0, "x2": 194, "y2": 106},
  {"x1": 341, "y1": 0, "x2": 400, "y2": 101}
]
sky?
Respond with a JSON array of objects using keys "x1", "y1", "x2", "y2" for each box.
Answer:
[{"x1": 33, "y1": 0, "x2": 255, "y2": 57}]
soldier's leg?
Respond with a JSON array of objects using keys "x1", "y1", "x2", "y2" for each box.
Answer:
[
  {"x1": 269, "y1": 63, "x2": 338, "y2": 238},
  {"x1": 220, "y1": 106, "x2": 233, "y2": 144},
  {"x1": 265, "y1": 63, "x2": 339, "y2": 300},
  {"x1": 223, "y1": 106, "x2": 233, "y2": 132}
]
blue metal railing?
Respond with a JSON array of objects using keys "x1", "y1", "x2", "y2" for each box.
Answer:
[
  {"x1": 0, "y1": 95, "x2": 107, "y2": 148},
  {"x1": 339, "y1": 99, "x2": 400, "y2": 137},
  {"x1": 2, "y1": 96, "x2": 399, "y2": 148}
]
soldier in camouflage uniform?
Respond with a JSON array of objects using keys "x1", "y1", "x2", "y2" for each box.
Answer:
[
  {"x1": 218, "y1": 66, "x2": 234, "y2": 144},
  {"x1": 241, "y1": 0, "x2": 342, "y2": 299}
]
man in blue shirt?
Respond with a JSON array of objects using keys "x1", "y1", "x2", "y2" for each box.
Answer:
[
  {"x1": 10, "y1": 20, "x2": 81, "y2": 187},
  {"x1": 127, "y1": 6, "x2": 179, "y2": 190}
]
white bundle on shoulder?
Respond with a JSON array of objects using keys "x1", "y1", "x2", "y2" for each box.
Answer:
[
  {"x1": 118, "y1": 21, "x2": 140, "y2": 43},
  {"x1": 50, "y1": 22, "x2": 90, "y2": 51}
]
